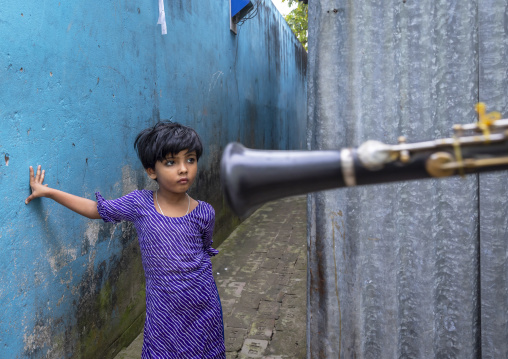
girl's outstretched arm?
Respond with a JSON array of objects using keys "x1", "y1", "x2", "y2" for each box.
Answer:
[{"x1": 25, "y1": 165, "x2": 101, "y2": 219}]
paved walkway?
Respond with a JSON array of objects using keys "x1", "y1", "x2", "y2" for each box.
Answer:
[{"x1": 114, "y1": 196, "x2": 307, "y2": 359}]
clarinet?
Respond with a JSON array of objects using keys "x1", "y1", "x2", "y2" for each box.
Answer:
[{"x1": 220, "y1": 104, "x2": 508, "y2": 216}]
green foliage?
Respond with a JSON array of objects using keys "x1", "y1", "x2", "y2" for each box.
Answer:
[
  {"x1": 282, "y1": 0, "x2": 299, "y2": 7},
  {"x1": 282, "y1": 0, "x2": 308, "y2": 50}
]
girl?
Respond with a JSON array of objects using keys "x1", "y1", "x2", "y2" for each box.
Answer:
[{"x1": 25, "y1": 122, "x2": 226, "y2": 359}]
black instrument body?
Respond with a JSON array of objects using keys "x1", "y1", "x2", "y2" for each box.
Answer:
[{"x1": 221, "y1": 117, "x2": 508, "y2": 216}]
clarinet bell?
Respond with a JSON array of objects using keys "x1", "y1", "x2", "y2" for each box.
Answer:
[{"x1": 220, "y1": 143, "x2": 343, "y2": 216}]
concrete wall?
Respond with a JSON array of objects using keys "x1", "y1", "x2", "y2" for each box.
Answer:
[
  {"x1": 0, "y1": 0, "x2": 307, "y2": 357},
  {"x1": 307, "y1": 0, "x2": 506, "y2": 357}
]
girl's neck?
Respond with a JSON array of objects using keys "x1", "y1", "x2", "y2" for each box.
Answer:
[
  {"x1": 156, "y1": 189, "x2": 188, "y2": 203},
  {"x1": 154, "y1": 190, "x2": 191, "y2": 217}
]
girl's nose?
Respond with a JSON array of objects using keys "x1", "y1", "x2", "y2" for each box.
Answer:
[{"x1": 178, "y1": 163, "x2": 188, "y2": 174}]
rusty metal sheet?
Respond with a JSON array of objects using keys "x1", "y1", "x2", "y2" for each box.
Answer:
[
  {"x1": 307, "y1": 1, "x2": 486, "y2": 357},
  {"x1": 478, "y1": 0, "x2": 508, "y2": 357}
]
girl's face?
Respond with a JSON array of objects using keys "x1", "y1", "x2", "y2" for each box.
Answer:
[{"x1": 146, "y1": 149, "x2": 198, "y2": 195}]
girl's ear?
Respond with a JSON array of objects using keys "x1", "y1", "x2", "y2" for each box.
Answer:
[{"x1": 146, "y1": 168, "x2": 157, "y2": 180}]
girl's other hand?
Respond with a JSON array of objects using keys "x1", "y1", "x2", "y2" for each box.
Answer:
[{"x1": 25, "y1": 165, "x2": 50, "y2": 204}]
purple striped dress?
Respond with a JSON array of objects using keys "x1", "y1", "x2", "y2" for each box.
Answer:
[{"x1": 96, "y1": 190, "x2": 226, "y2": 358}]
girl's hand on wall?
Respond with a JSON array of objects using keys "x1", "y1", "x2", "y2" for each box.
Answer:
[
  {"x1": 25, "y1": 165, "x2": 50, "y2": 204},
  {"x1": 24, "y1": 165, "x2": 100, "y2": 218}
]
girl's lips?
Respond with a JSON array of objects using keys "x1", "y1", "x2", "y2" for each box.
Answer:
[{"x1": 178, "y1": 178, "x2": 188, "y2": 184}]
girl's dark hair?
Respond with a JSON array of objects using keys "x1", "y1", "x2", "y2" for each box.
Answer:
[{"x1": 134, "y1": 121, "x2": 203, "y2": 169}]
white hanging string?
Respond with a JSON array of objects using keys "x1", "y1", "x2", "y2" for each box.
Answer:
[{"x1": 157, "y1": 0, "x2": 167, "y2": 35}]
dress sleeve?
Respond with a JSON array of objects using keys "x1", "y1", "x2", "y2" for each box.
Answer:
[
  {"x1": 202, "y1": 204, "x2": 219, "y2": 257},
  {"x1": 95, "y1": 191, "x2": 139, "y2": 223}
]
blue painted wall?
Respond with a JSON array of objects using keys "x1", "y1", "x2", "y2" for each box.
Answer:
[{"x1": 0, "y1": 0, "x2": 306, "y2": 357}]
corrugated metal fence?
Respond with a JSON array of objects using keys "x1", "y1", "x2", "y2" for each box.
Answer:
[{"x1": 307, "y1": 1, "x2": 508, "y2": 357}]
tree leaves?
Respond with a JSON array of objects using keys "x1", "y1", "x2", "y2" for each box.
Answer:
[{"x1": 282, "y1": 0, "x2": 308, "y2": 50}]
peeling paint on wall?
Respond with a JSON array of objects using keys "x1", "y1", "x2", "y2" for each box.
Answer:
[
  {"x1": 47, "y1": 247, "x2": 78, "y2": 274},
  {"x1": 84, "y1": 222, "x2": 100, "y2": 248},
  {"x1": 23, "y1": 320, "x2": 52, "y2": 355}
]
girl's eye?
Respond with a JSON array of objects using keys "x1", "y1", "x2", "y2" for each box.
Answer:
[
  {"x1": 165, "y1": 161, "x2": 175, "y2": 166},
  {"x1": 187, "y1": 158, "x2": 196, "y2": 164}
]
